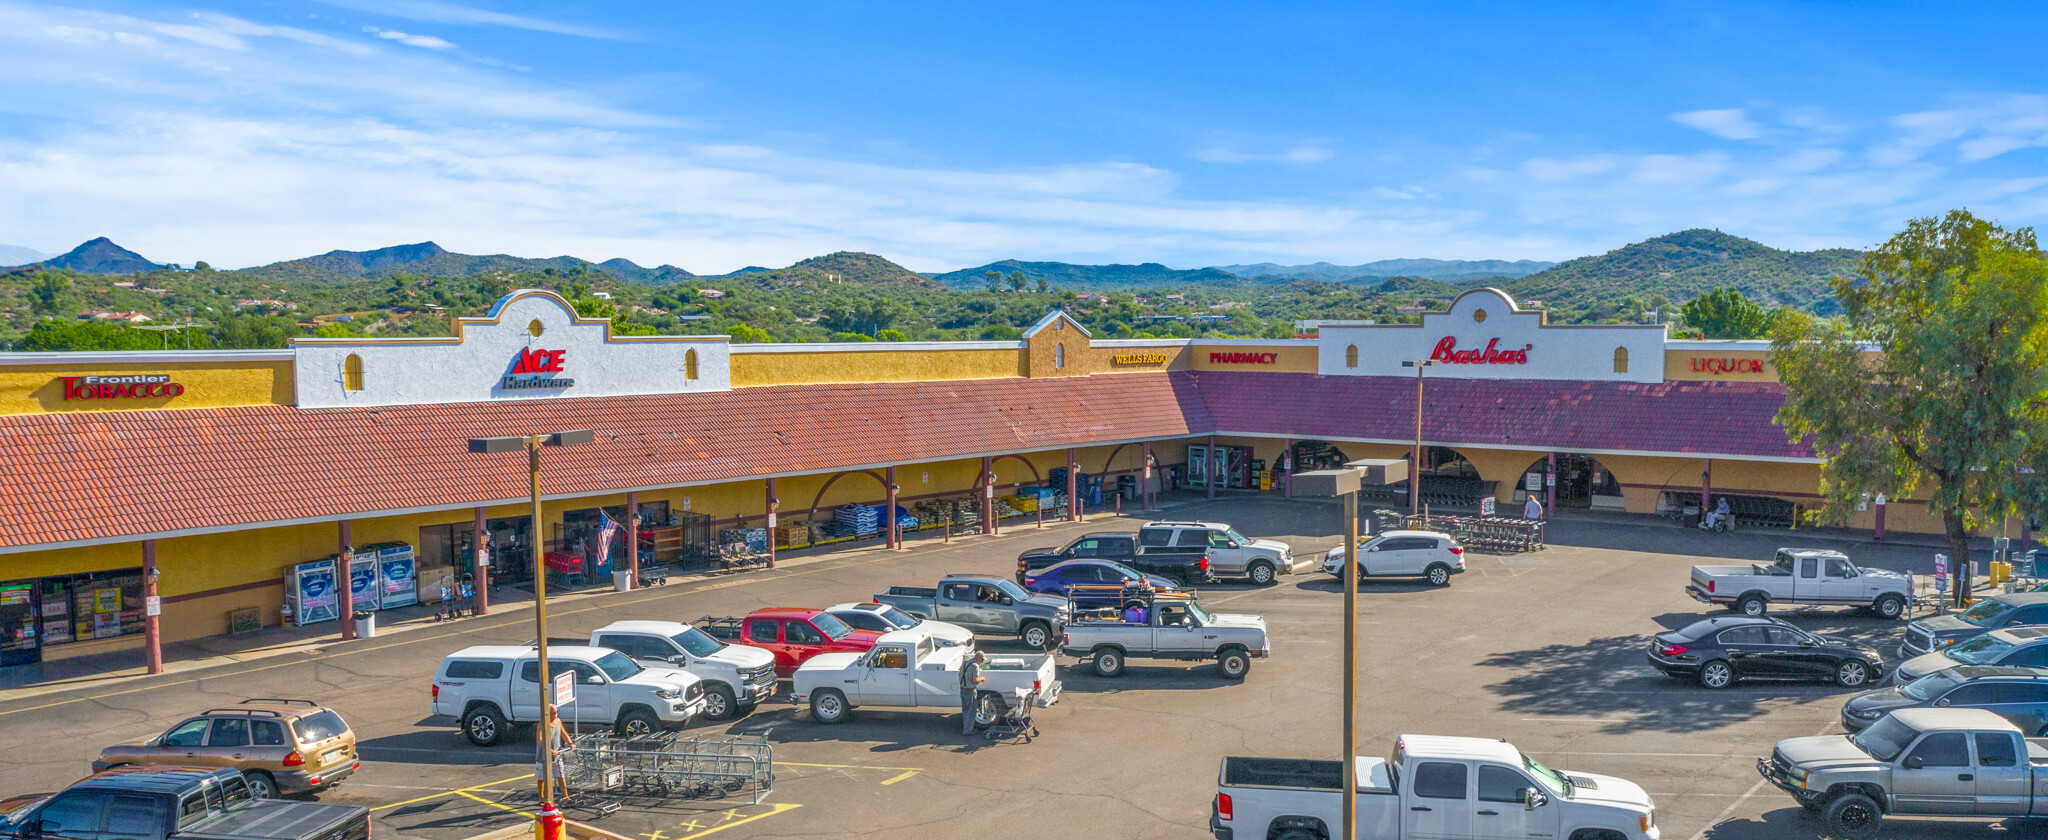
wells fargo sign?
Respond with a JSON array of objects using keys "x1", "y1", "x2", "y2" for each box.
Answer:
[
  {"x1": 1428, "y1": 337, "x2": 1530, "y2": 365},
  {"x1": 1113, "y1": 353, "x2": 1170, "y2": 365},
  {"x1": 1691, "y1": 357, "x2": 1765, "y2": 374},
  {"x1": 60, "y1": 374, "x2": 183, "y2": 401},
  {"x1": 1208, "y1": 351, "x2": 1277, "y2": 364},
  {"x1": 504, "y1": 348, "x2": 575, "y2": 390}
]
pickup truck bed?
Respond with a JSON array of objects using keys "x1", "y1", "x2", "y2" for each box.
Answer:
[{"x1": 182, "y1": 801, "x2": 370, "y2": 840}]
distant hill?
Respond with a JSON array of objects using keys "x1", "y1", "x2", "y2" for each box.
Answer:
[
  {"x1": 30, "y1": 237, "x2": 161, "y2": 274},
  {"x1": 931, "y1": 259, "x2": 1242, "y2": 290},
  {"x1": 714, "y1": 252, "x2": 939, "y2": 291},
  {"x1": 1217, "y1": 258, "x2": 1554, "y2": 281},
  {"x1": 698, "y1": 266, "x2": 774, "y2": 280},
  {"x1": 234, "y1": 242, "x2": 696, "y2": 285},
  {"x1": 0, "y1": 244, "x2": 53, "y2": 266},
  {"x1": 1505, "y1": 229, "x2": 1860, "y2": 314}
]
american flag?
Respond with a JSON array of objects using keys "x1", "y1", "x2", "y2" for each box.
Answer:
[{"x1": 593, "y1": 512, "x2": 619, "y2": 571}]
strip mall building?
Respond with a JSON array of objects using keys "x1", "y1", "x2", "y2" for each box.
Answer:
[{"x1": 0, "y1": 288, "x2": 1945, "y2": 669}]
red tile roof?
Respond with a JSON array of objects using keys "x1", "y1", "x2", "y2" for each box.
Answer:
[
  {"x1": 0, "y1": 370, "x2": 1812, "y2": 551},
  {"x1": 1187, "y1": 371, "x2": 1812, "y2": 460}
]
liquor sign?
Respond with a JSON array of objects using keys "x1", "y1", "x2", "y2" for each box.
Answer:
[
  {"x1": 1690, "y1": 357, "x2": 1766, "y2": 374},
  {"x1": 1208, "y1": 352, "x2": 1277, "y2": 364},
  {"x1": 1113, "y1": 353, "x2": 1170, "y2": 365},
  {"x1": 60, "y1": 374, "x2": 184, "y2": 401},
  {"x1": 503, "y1": 348, "x2": 575, "y2": 390},
  {"x1": 1428, "y1": 337, "x2": 1530, "y2": 365}
]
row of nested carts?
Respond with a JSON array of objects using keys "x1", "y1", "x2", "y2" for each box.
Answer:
[{"x1": 772, "y1": 468, "x2": 1129, "y2": 551}]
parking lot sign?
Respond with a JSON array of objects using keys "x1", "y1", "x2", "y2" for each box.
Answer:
[
  {"x1": 1480, "y1": 496, "x2": 1496, "y2": 517},
  {"x1": 1935, "y1": 554, "x2": 1948, "y2": 592},
  {"x1": 554, "y1": 671, "x2": 575, "y2": 705}
]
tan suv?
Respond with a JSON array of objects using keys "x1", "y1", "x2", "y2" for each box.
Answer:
[{"x1": 92, "y1": 699, "x2": 359, "y2": 798}]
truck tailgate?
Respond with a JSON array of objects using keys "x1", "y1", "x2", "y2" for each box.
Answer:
[{"x1": 982, "y1": 653, "x2": 1060, "y2": 706}]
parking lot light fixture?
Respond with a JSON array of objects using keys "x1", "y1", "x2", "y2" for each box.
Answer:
[
  {"x1": 466, "y1": 429, "x2": 592, "y2": 806},
  {"x1": 1400, "y1": 360, "x2": 1435, "y2": 513}
]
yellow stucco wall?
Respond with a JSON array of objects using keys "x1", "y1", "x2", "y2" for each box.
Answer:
[
  {"x1": 1187, "y1": 345, "x2": 1319, "y2": 373},
  {"x1": 0, "y1": 359, "x2": 293, "y2": 416},
  {"x1": 731, "y1": 348, "x2": 1025, "y2": 387}
]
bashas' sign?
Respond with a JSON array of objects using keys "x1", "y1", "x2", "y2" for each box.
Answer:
[
  {"x1": 1429, "y1": 337, "x2": 1530, "y2": 365},
  {"x1": 504, "y1": 348, "x2": 574, "y2": 390}
]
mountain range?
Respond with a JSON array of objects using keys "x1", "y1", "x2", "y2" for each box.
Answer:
[
  {"x1": 7, "y1": 237, "x2": 161, "y2": 274},
  {"x1": 230, "y1": 241, "x2": 700, "y2": 285},
  {"x1": 0, "y1": 244, "x2": 53, "y2": 266},
  {"x1": 1214, "y1": 258, "x2": 1555, "y2": 281}
]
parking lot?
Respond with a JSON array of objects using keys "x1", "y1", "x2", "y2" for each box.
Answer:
[{"x1": 0, "y1": 495, "x2": 2016, "y2": 840}]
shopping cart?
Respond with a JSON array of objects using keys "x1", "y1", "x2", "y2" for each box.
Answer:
[
  {"x1": 557, "y1": 733, "x2": 774, "y2": 814},
  {"x1": 985, "y1": 686, "x2": 1039, "y2": 743}
]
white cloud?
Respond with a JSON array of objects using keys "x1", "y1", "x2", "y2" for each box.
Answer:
[
  {"x1": 1195, "y1": 142, "x2": 1332, "y2": 165},
  {"x1": 368, "y1": 26, "x2": 456, "y2": 49},
  {"x1": 1672, "y1": 108, "x2": 1765, "y2": 140},
  {"x1": 318, "y1": 0, "x2": 627, "y2": 40}
]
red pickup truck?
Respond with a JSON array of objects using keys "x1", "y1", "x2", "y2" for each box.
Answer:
[{"x1": 694, "y1": 608, "x2": 883, "y2": 676}]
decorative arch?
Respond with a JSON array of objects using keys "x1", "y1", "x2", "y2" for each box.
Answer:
[
  {"x1": 343, "y1": 354, "x2": 364, "y2": 391},
  {"x1": 1612, "y1": 346, "x2": 1629, "y2": 373},
  {"x1": 1344, "y1": 344, "x2": 1358, "y2": 368},
  {"x1": 685, "y1": 348, "x2": 700, "y2": 380},
  {"x1": 1097, "y1": 443, "x2": 1138, "y2": 475},
  {"x1": 974, "y1": 454, "x2": 1043, "y2": 491},
  {"x1": 807, "y1": 469, "x2": 888, "y2": 513}
]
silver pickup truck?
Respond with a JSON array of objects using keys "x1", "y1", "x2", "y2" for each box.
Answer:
[
  {"x1": 875, "y1": 575, "x2": 1072, "y2": 651},
  {"x1": 1761, "y1": 706, "x2": 2048, "y2": 838},
  {"x1": 1059, "y1": 587, "x2": 1268, "y2": 680},
  {"x1": 1689, "y1": 548, "x2": 1909, "y2": 619}
]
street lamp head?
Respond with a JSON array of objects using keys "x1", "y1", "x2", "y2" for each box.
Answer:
[
  {"x1": 546, "y1": 429, "x2": 595, "y2": 448},
  {"x1": 468, "y1": 436, "x2": 525, "y2": 454},
  {"x1": 1401, "y1": 359, "x2": 1436, "y2": 368}
]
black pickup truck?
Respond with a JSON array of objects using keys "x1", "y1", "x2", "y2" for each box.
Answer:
[
  {"x1": 0, "y1": 766, "x2": 369, "y2": 840},
  {"x1": 1016, "y1": 532, "x2": 1210, "y2": 586}
]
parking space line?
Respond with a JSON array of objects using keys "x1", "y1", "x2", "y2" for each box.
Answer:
[
  {"x1": 370, "y1": 772, "x2": 534, "y2": 811},
  {"x1": 776, "y1": 761, "x2": 921, "y2": 771},
  {"x1": 456, "y1": 790, "x2": 535, "y2": 819},
  {"x1": 675, "y1": 803, "x2": 801, "y2": 839},
  {"x1": 878, "y1": 770, "x2": 919, "y2": 785},
  {"x1": 1683, "y1": 720, "x2": 1837, "y2": 840}
]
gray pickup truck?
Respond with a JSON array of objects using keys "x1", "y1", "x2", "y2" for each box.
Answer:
[
  {"x1": 1059, "y1": 587, "x2": 1269, "y2": 679},
  {"x1": 874, "y1": 575, "x2": 1072, "y2": 651},
  {"x1": 1761, "y1": 706, "x2": 2048, "y2": 838}
]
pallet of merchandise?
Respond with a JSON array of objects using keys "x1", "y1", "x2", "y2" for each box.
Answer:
[{"x1": 1008, "y1": 494, "x2": 1039, "y2": 513}]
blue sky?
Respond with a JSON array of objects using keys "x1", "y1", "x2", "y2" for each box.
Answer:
[{"x1": 2, "y1": 1, "x2": 2046, "y2": 272}]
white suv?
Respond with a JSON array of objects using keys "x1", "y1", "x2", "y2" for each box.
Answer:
[
  {"x1": 1137, "y1": 521, "x2": 1300, "y2": 585},
  {"x1": 1321, "y1": 530, "x2": 1466, "y2": 586},
  {"x1": 431, "y1": 645, "x2": 707, "y2": 746}
]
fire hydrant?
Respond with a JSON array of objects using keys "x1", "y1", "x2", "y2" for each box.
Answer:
[{"x1": 535, "y1": 802, "x2": 565, "y2": 840}]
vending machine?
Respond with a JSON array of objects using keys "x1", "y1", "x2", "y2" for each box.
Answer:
[
  {"x1": 286, "y1": 558, "x2": 340, "y2": 625},
  {"x1": 375, "y1": 543, "x2": 418, "y2": 609},
  {"x1": 348, "y1": 550, "x2": 379, "y2": 616}
]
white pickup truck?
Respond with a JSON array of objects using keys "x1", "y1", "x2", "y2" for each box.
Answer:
[
  {"x1": 431, "y1": 645, "x2": 706, "y2": 746},
  {"x1": 791, "y1": 627, "x2": 1060, "y2": 729},
  {"x1": 588, "y1": 620, "x2": 779, "y2": 721},
  {"x1": 1688, "y1": 548, "x2": 1909, "y2": 619},
  {"x1": 1212, "y1": 735, "x2": 1658, "y2": 840}
]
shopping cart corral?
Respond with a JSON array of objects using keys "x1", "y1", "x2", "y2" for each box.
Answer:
[{"x1": 557, "y1": 733, "x2": 774, "y2": 815}]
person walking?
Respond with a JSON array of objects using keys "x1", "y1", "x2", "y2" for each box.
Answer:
[
  {"x1": 959, "y1": 649, "x2": 986, "y2": 735},
  {"x1": 1523, "y1": 495, "x2": 1544, "y2": 521}
]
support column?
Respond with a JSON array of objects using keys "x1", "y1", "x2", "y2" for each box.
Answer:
[
  {"x1": 1207, "y1": 435, "x2": 1217, "y2": 499},
  {"x1": 885, "y1": 466, "x2": 900, "y2": 549},
  {"x1": 982, "y1": 457, "x2": 997, "y2": 536},
  {"x1": 1700, "y1": 458, "x2": 1713, "y2": 528},
  {"x1": 625, "y1": 491, "x2": 640, "y2": 588},
  {"x1": 1544, "y1": 453, "x2": 1557, "y2": 520},
  {"x1": 338, "y1": 520, "x2": 356, "y2": 641},
  {"x1": 1066, "y1": 449, "x2": 1080, "y2": 522},
  {"x1": 142, "y1": 540, "x2": 162, "y2": 675},
  {"x1": 1281, "y1": 438, "x2": 1293, "y2": 498},
  {"x1": 473, "y1": 507, "x2": 490, "y2": 615},
  {"x1": 1142, "y1": 442, "x2": 1156, "y2": 511},
  {"x1": 1874, "y1": 494, "x2": 1888, "y2": 543},
  {"x1": 765, "y1": 478, "x2": 779, "y2": 570}
]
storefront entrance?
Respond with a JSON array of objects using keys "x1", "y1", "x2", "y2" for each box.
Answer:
[
  {"x1": 1521, "y1": 453, "x2": 1623, "y2": 510},
  {"x1": 0, "y1": 570, "x2": 146, "y2": 668},
  {"x1": 1, "y1": 582, "x2": 37, "y2": 667}
]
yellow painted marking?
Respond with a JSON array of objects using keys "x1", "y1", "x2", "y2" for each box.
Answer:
[
  {"x1": 639, "y1": 832, "x2": 668, "y2": 840},
  {"x1": 676, "y1": 804, "x2": 800, "y2": 839},
  {"x1": 878, "y1": 770, "x2": 919, "y2": 785},
  {"x1": 678, "y1": 819, "x2": 703, "y2": 831},
  {"x1": 720, "y1": 810, "x2": 741, "y2": 822},
  {"x1": 370, "y1": 773, "x2": 534, "y2": 811},
  {"x1": 774, "y1": 761, "x2": 922, "y2": 771},
  {"x1": 456, "y1": 790, "x2": 536, "y2": 819}
]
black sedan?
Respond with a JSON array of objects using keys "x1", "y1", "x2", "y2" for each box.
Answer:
[{"x1": 1648, "y1": 616, "x2": 1885, "y2": 689}]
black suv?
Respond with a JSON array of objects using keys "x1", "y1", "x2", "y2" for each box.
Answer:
[
  {"x1": 0, "y1": 766, "x2": 368, "y2": 840},
  {"x1": 1648, "y1": 615, "x2": 1885, "y2": 690},
  {"x1": 1840, "y1": 665, "x2": 2048, "y2": 733}
]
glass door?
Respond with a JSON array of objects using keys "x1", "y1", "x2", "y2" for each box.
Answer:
[{"x1": 0, "y1": 582, "x2": 40, "y2": 667}]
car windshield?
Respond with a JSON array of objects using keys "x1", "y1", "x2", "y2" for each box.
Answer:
[
  {"x1": 669, "y1": 628, "x2": 724, "y2": 657},
  {"x1": 291, "y1": 710, "x2": 349, "y2": 745},
  {"x1": 811, "y1": 613, "x2": 854, "y2": 640},
  {"x1": 1960, "y1": 599, "x2": 2019, "y2": 627},
  {"x1": 1186, "y1": 601, "x2": 1216, "y2": 625},
  {"x1": 1948, "y1": 635, "x2": 2014, "y2": 665},
  {"x1": 1900, "y1": 671, "x2": 1966, "y2": 702},
  {"x1": 1850, "y1": 716, "x2": 1919, "y2": 761},
  {"x1": 1522, "y1": 753, "x2": 1571, "y2": 797},
  {"x1": 1224, "y1": 527, "x2": 1253, "y2": 545},
  {"x1": 994, "y1": 580, "x2": 1033, "y2": 602},
  {"x1": 594, "y1": 651, "x2": 642, "y2": 681},
  {"x1": 871, "y1": 606, "x2": 920, "y2": 630}
]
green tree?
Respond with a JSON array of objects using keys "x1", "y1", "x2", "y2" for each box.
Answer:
[
  {"x1": 1771, "y1": 210, "x2": 2048, "y2": 575},
  {"x1": 1683, "y1": 287, "x2": 1772, "y2": 338},
  {"x1": 727, "y1": 324, "x2": 772, "y2": 343},
  {"x1": 314, "y1": 323, "x2": 360, "y2": 338},
  {"x1": 1006, "y1": 270, "x2": 1028, "y2": 292},
  {"x1": 28, "y1": 271, "x2": 71, "y2": 317},
  {"x1": 15, "y1": 319, "x2": 182, "y2": 351},
  {"x1": 1034, "y1": 277, "x2": 1050, "y2": 294},
  {"x1": 829, "y1": 331, "x2": 875, "y2": 342},
  {"x1": 984, "y1": 270, "x2": 1002, "y2": 292},
  {"x1": 211, "y1": 314, "x2": 296, "y2": 348},
  {"x1": 875, "y1": 328, "x2": 908, "y2": 342}
]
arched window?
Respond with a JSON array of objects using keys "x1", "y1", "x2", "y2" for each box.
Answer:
[
  {"x1": 684, "y1": 348, "x2": 700, "y2": 380},
  {"x1": 1613, "y1": 346, "x2": 1629, "y2": 373},
  {"x1": 1055, "y1": 344, "x2": 1066, "y2": 369},
  {"x1": 343, "y1": 354, "x2": 364, "y2": 391},
  {"x1": 1345, "y1": 344, "x2": 1359, "y2": 368}
]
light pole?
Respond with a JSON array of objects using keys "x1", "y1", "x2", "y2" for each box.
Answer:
[
  {"x1": 1400, "y1": 360, "x2": 1435, "y2": 513},
  {"x1": 1295, "y1": 458, "x2": 1407, "y2": 840},
  {"x1": 467, "y1": 429, "x2": 594, "y2": 807}
]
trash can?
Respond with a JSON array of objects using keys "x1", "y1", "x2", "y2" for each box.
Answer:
[
  {"x1": 354, "y1": 610, "x2": 376, "y2": 639},
  {"x1": 1118, "y1": 475, "x2": 1137, "y2": 500},
  {"x1": 614, "y1": 570, "x2": 634, "y2": 592}
]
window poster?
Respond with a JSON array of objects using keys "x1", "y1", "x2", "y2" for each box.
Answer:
[{"x1": 95, "y1": 588, "x2": 122, "y2": 614}]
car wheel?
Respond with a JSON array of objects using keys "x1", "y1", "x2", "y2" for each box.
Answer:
[
  {"x1": 1248, "y1": 562, "x2": 1276, "y2": 586},
  {"x1": 1021, "y1": 622, "x2": 1053, "y2": 651},
  {"x1": 243, "y1": 772, "x2": 278, "y2": 799},
  {"x1": 1836, "y1": 659, "x2": 1871, "y2": 688},
  {"x1": 1874, "y1": 594, "x2": 1906, "y2": 620},
  {"x1": 615, "y1": 708, "x2": 661, "y2": 738},
  {"x1": 1738, "y1": 595, "x2": 1767, "y2": 616},
  {"x1": 1094, "y1": 648, "x2": 1125, "y2": 678},
  {"x1": 1425, "y1": 564, "x2": 1452, "y2": 587},
  {"x1": 1218, "y1": 649, "x2": 1251, "y2": 680},
  {"x1": 1698, "y1": 660, "x2": 1735, "y2": 689},
  {"x1": 1823, "y1": 793, "x2": 1883, "y2": 840},
  {"x1": 462, "y1": 706, "x2": 507, "y2": 746},
  {"x1": 974, "y1": 691, "x2": 1006, "y2": 729},
  {"x1": 702, "y1": 684, "x2": 738, "y2": 721},
  {"x1": 809, "y1": 690, "x2": 848, "y2": 724}
]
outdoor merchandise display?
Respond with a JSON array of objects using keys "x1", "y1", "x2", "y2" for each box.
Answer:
[
  {"x1": 286, "y1": 558, "x2": 340, "y2": 625},
  {"x1": 285, "y1": 542, "x2": 421, "y2": 625},
  {"x1": 835, "y1": 504, "x2": 879, "y2": 537}
]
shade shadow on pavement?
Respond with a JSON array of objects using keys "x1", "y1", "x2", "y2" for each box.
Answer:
[{"x1": 1476, "y1": 634, "x2": 1850, "y2": 735}]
